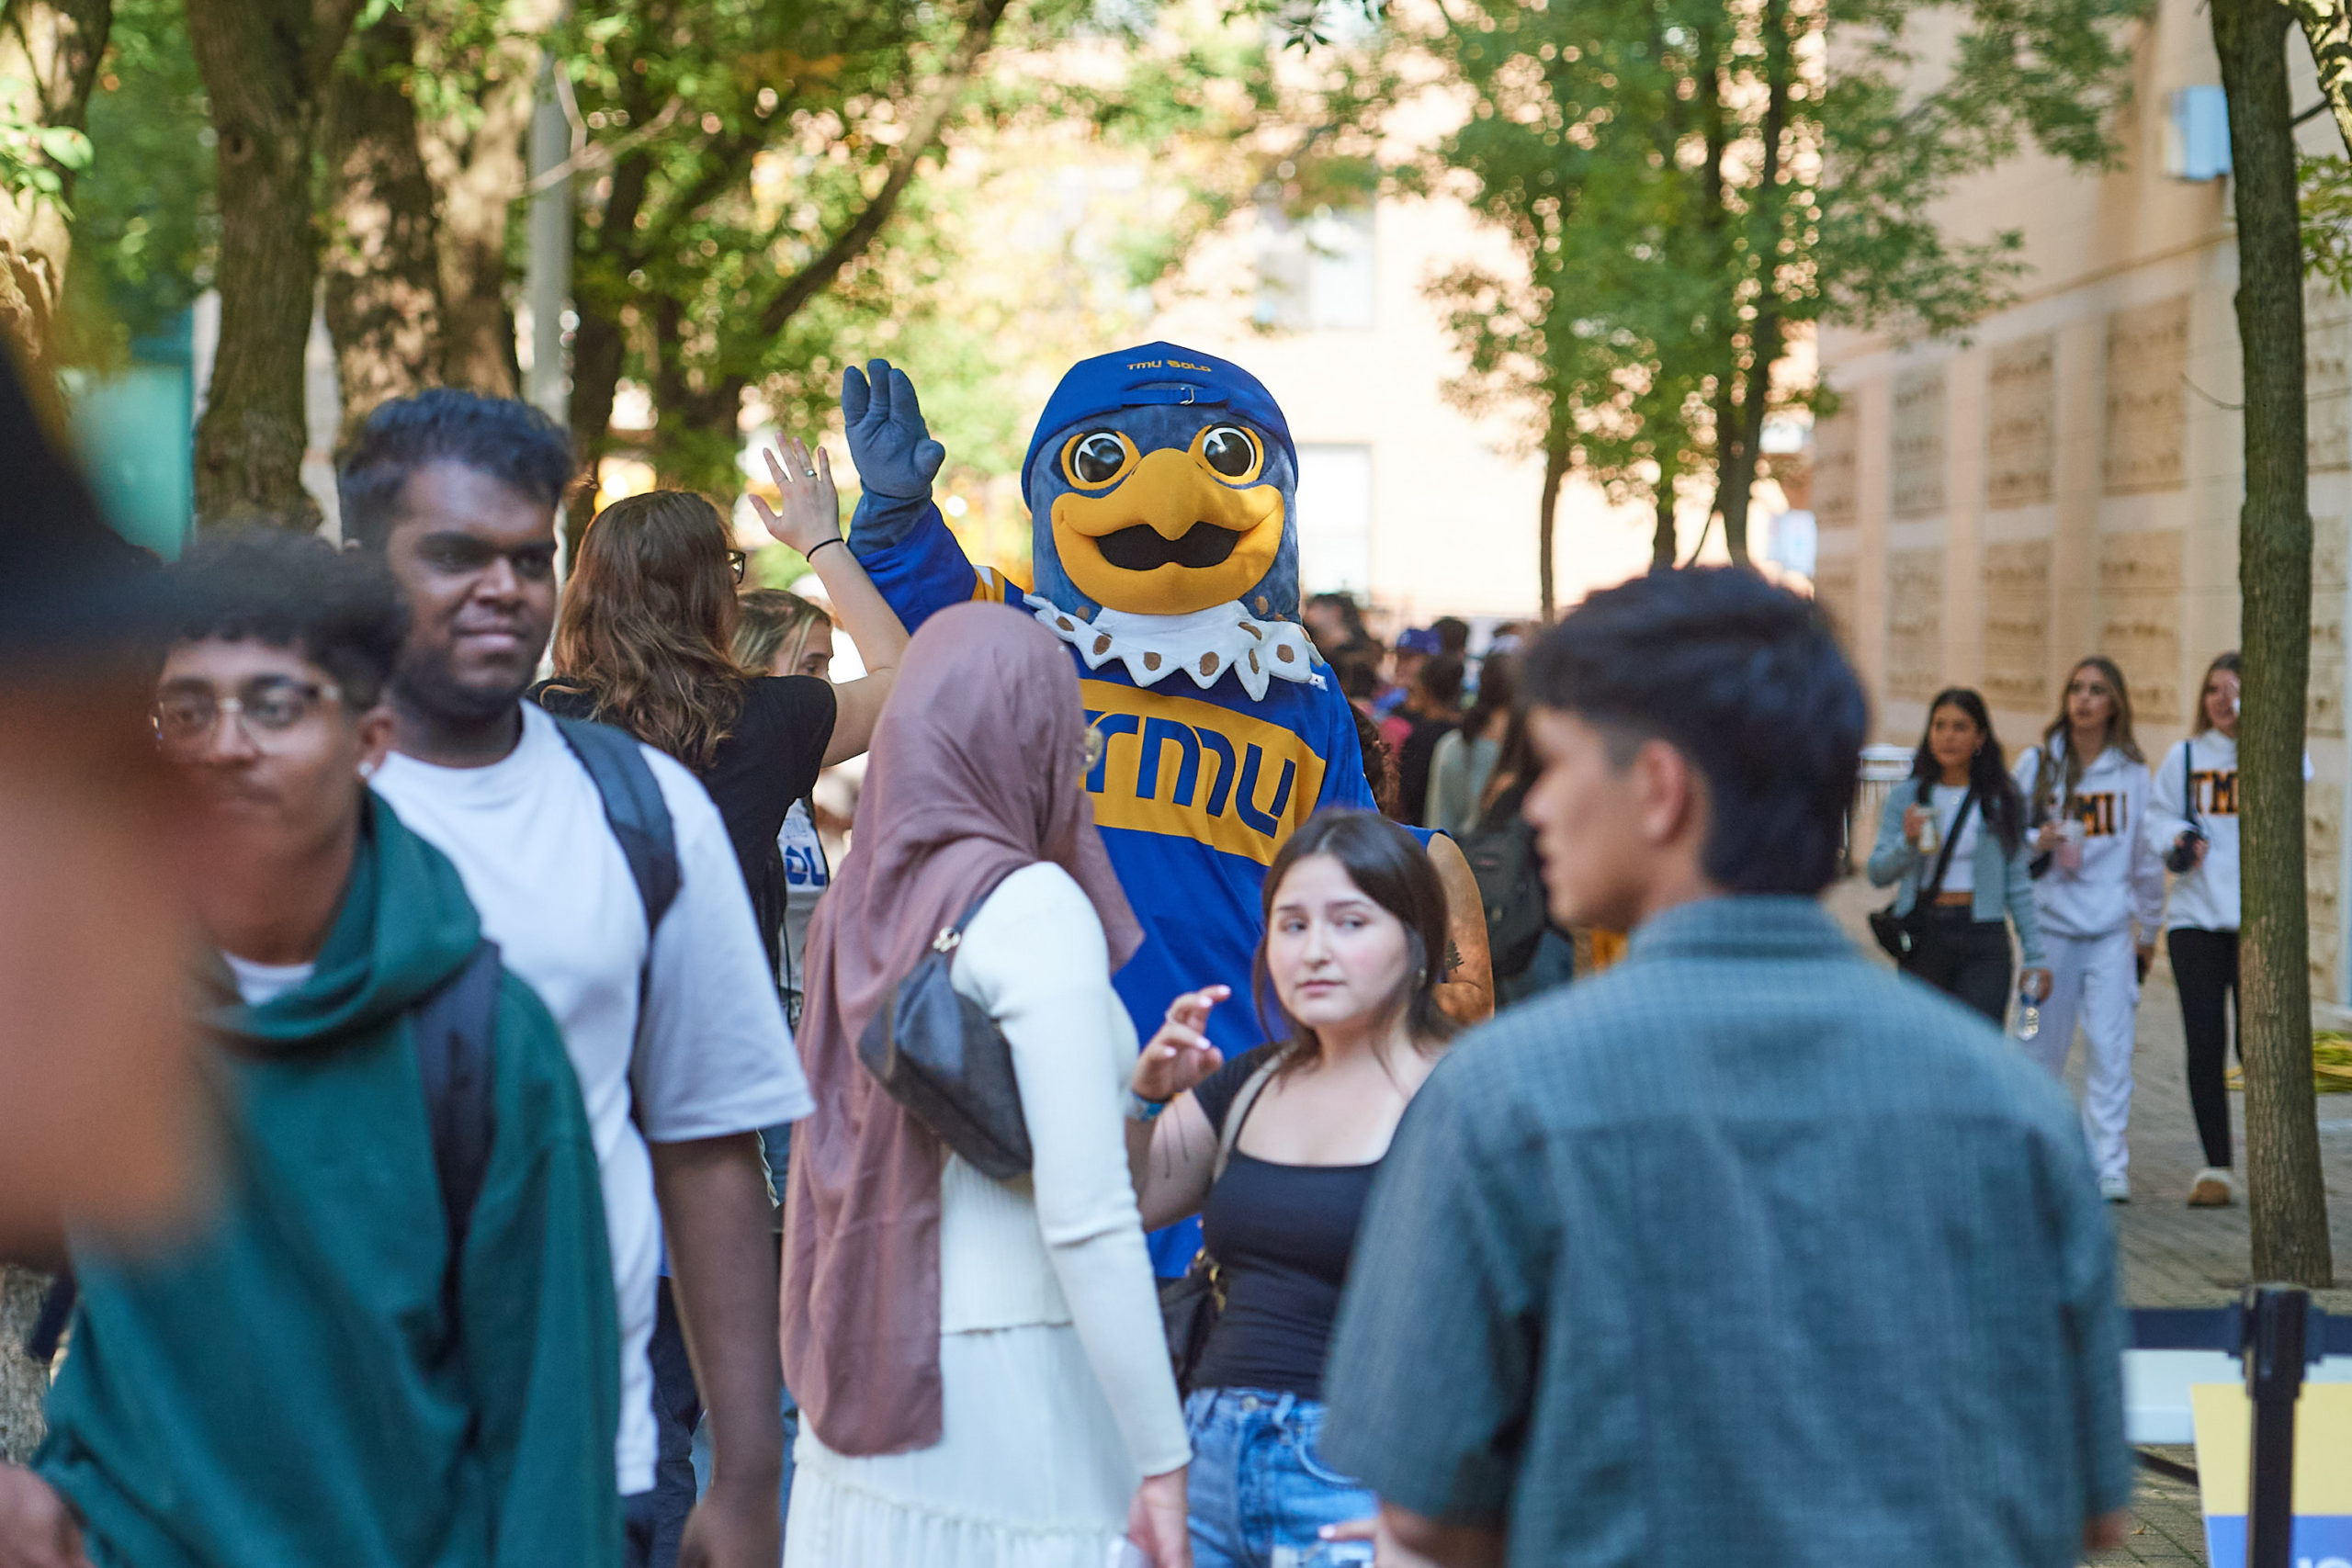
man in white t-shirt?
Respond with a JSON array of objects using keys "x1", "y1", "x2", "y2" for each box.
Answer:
[{"x1": 339, "y1": 391, "x2": 808, "y2": 1568}]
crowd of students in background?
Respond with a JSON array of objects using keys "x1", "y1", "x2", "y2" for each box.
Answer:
[
  {"x1": 0, "y1": 381, "x2": 2147, "y2": 1568},
  {"x1": 1870, "y1": 649, "x2": 2254, "y2": 1209}
]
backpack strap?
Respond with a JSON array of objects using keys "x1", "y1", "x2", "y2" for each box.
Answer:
[
  {"x1": 410, "y1": 938, "x2": 504, "y2": 1334},
  {"x1": 551, "y1": 715, "x2": 681, "y2": 941},
  {"x1": 1212, "y1": 1058, "x2": 1282, "y2": 1185}
]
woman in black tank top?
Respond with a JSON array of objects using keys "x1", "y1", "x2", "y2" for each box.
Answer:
[{"x1": 1122, "y1": 809, "x2": 1459, "y2": 1568}]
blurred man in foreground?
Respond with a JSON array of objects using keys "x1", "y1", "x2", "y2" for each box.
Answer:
[
  {"x1": 1319, "y1": 568, "x2": 2129, "y2": 1568},
  {"x1": 0, "y1": 529, "x2": 620, "y2": 1568}
]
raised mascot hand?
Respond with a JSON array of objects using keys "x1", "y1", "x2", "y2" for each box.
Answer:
[{"x1": 840, "y1": 358, "x2": 947, "y2": 550}]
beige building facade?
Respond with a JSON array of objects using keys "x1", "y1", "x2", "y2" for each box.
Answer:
[{"x1": 1815, "y1": 0, "x2": 2352, "y2": 997}]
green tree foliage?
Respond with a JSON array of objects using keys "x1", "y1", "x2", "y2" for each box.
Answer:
[
  {"x1": 1390, "y1": 0, "x2": 2142, "y2": 591},
  {"x1": 58, "y1": 0, "x2": 212, "y2": 362},
  {"x1": 562, "y1": 0, "x2": 1274, "y2": 497}
]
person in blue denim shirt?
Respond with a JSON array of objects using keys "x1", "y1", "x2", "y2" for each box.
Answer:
[
  {"x1": 1125, "y1": 809, "x2": 1460, "y2": 1568},
  {"x1": 1867, "y1": 686, "x2": 2051, "y2": 1023}
]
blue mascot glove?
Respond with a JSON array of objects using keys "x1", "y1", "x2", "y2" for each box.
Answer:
[{"x1": 841, "y1": 358, "x2": 948, "y2": 551}]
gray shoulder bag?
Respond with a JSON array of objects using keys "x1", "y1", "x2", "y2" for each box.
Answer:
[{"x1": 856, "y1": 894, "x2": 1033, "y2": 1180}]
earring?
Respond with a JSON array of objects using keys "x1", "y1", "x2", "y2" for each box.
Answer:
[{"x1": 358, "y1": 760, "x2": 379, "y2": 780}]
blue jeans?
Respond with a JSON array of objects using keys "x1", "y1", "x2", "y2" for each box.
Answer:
[{"x1": 1185, "y1": 1387, "x2": 1379, "y2": 1568}]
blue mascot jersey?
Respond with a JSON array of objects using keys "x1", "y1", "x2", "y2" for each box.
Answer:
[{"x1": 861, "y1": 506, "x2": 1378, "y2": 1271}]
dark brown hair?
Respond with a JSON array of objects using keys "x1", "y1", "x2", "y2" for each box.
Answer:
[
  {"x1": 1251, "y1": 808, "x2": 1458, "y2": 1078},
  {"x1": 548, "y1": 490, "x2": 751, "y2": 770},
  {"x1": 2192, "y1": 650, "x2": 2242, "y2": 736}
]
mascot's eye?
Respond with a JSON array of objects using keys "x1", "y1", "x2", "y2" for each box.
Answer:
[
  {"x1": 1071, "y1": 433, "x2": 1128, "y2": 486},
  {"x1": 1201, "y1": 426, "x2": 1258, "y2": 479}
]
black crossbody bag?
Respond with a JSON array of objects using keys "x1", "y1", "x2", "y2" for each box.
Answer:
[
  {"x1": 856, "y1": 893, "x2": 1032, "y2": 1181},
  {"x1": 1869, "y1": 783, "x2": 1975, "y2": 962}
]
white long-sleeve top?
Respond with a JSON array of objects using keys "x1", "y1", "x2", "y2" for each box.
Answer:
[
  {"x1": 939, "y1": 861, "x2": 1191, "y2": 1478},
  {"x1": 2015, "y1": 739, "x2": 2166, "y2": 941},
  {"x1": 2146, "y1": 733, "x2": 2241, "y2": 932}
]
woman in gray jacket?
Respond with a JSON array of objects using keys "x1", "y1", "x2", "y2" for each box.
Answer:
[{"x1": 1868, "y1": 687, "x2": 2052, "y2": 1023}]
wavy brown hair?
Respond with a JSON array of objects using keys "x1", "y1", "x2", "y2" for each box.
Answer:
[{"x1": 548, "y1": 490, "x2": 751, "y2": 770}]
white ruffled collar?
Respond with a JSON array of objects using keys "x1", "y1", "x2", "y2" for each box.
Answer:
[{"x1": 1022, "y1": 595, "x2": 1321, "y2": 701}]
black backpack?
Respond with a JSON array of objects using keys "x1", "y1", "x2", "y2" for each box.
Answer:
[{"x1": 1456, "y1": 781, "x2": 1551, "y2": 979}]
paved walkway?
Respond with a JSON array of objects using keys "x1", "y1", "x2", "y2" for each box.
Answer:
[{"x1": 1821, "y1": 879, "x2": 2352, "y2": 1566}]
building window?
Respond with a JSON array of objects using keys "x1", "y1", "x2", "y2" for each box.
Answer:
[
  {"x1": 1296, "y1": 444, "x2": 1374, "y2": 595},
  {"x1": 1254, "y1": 206, "x2": 1375, "y2": 332}
]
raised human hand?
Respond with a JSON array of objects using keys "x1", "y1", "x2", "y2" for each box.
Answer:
[
  {"x1": 1133, "y1": 986, "x2": 1229, "y2": 1106},
  {"x1": 749, "y1": 437, "x2": 842, "y2": 558}
]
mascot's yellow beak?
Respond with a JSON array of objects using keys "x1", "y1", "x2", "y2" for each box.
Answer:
[{"x1": 1051, "y1": 446, "x2": 1285, "y2": 617}]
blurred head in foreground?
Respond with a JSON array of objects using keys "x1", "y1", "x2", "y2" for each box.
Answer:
[
  {"x1": 0, "y1": 345, "x2": 196, "y2": 1252},
  {"x1": 1519, "y1": 567, "x2": 1865, "y2": 931}
]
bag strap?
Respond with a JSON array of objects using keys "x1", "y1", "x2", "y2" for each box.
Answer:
[
  {"x1": 410, "y1": 938, "x2": 504, "y2": 1335},
  {"x1": 1213, "y1": 1058, "x2": 1282, "y2": 1184},
  {"x1": 551, "y1": 715, "x2": 681, "y2": 941},
  {"x1": 2183, "y1": 739, "x2": 2199, "y2": 830},
  {"x1": 1920, "y1": 782, "x2": 1977, "y2": 901}
]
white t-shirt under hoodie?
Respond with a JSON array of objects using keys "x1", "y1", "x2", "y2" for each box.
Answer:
[
  {"x1": 372, "y1": 702, "x2": 812, "y2": 1496},
  {"x1": 2013, "y1": 739, "x2": 2167, "y2": 942}
]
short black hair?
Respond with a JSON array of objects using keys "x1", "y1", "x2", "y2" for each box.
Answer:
[
  {"x1": 167, "y1": 526, "x2": 409, "y2": 708},
  {"x1": 1430, "y1": 615, "x2": 1469, "y2": 656},
  {"x1": 337, "y1": 389, "x2": 575, "y2": 552},
  {"x1": 1417, "y1": 652, "x2": 1465, "y2": 708},
  {"x1": 1521, "y1": 567, "x2": 1865, "y2": 895}
]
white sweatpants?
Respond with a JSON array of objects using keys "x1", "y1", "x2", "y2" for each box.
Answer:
[{"x1": 2025, "y1": 926, "x2": 2141, "y2": 1184}]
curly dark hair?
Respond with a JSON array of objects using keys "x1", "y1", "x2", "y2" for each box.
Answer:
[
  {"x1": 166, "y1": 526, "x2": 408, "y2": 708},
  {"x1": 337, "y1": 389, "x2": 575, "y2": 552}
]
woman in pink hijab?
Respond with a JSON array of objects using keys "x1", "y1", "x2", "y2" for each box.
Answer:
[{"x1": 782, "y1": 603, "x2": 1191, "y2": 1568}]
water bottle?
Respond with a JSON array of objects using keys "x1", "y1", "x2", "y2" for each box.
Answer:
[
  {"x1": 2014, "y1": 978, "x2": 2041, "y2": 1043},
  {"x1": 1915, "y1": 808, "x2": 1940, "y2": 857}
]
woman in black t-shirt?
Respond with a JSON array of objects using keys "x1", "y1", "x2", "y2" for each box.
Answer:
[
  {"x1": 1124, "y1": 809, "x2": 1458, "y2": 1568},
  {"x1": 537, "y1": 437, "x2": 908, "y2": 967}
]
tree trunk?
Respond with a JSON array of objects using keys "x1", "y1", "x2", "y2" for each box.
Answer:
[
  {"x1": 2284, "y1": 0, "x2": 2352, "y2": 156},
  {"x1": 419, "y1": 36, "x2": 537, "y2": 396},
  {"x1": 1651, "y1": 484, "x2": 1678, "y2": 570},
  {"x1": 322, "y1": 7, "x2": 444, "y2": 443},
  {"x1": 2215, "y1": 0, "x2": 2335, "y2": 1286},
  {"x1": 1538, "y1": 418, "x2": 1568, "y2": 620},
  {"x1": 0, "y1": 0, "x2": 114, "y2": 369},
  {"x1": 185, "y1": 0, "x2": 363, "y2": 526},
  {"x1": 0, "y1": 1266, "x2": 51, "y2": 1462}
]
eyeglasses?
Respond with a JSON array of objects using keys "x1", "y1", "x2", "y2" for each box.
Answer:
[
  {"x1": 153, "y1": 676, "x2": 343, "y2": 749},
  {"x1": 728, "y1": 549, "x2": 748, "y2": 585}
]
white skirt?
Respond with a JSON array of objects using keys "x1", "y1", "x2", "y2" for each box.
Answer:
[{"x1": 784, "y1": 1322, "x2": 1142, "y2": 1568}]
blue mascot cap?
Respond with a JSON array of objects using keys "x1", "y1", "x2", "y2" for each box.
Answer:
[{"x1": 1020, "y1": 342, "x2": 1297, "y2": 509}]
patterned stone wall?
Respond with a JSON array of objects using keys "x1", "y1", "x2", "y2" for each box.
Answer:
[
  {"x1": 1892, "y1": 368, "x2": 1948, "y2": 519},
  {"x1": 1983, "y1": 540, "x2": 2052, "y2": 712},
  {"x1": 1985, "y1": 337, "x2": 2056, "y2": 510},
  {"x1": 2312, "y1": 784, "x2": 2343, "y2": 1003},
  {"x1": 1815, "y1": 555, "x2": 1860, "y2": 649},
  {"x1": 1815, "y1": 411, "x2": 1859, "y2": 528},
  {"x1": 2103, "y1": 298, "x2": 2190, "y2": 495},
  {"x1": 2315, "y1": 513, "x2": 2347, "y2": 741},
  {"x1": 2311, "y1": 282, "x2": 2352, "y2": 476},
  {"x1": 2098, "y1": 530, "x2": 2184, "y2": 720},
  {"x1": 1886, "y1": 548, "x2": 1944, "y2": 701}
]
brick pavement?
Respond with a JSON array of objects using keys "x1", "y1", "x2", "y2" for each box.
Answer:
[{"x1": 1820, "y1": 879, "x2": 2352, "y2": 1564}]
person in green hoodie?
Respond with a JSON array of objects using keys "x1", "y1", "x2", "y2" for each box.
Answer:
[{"x1": 0, "y1": 527, "x2": 622, "y2": 1568}]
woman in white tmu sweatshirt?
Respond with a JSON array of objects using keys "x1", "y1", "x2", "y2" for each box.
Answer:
[
  {"x1": 2147, "y1": 652, "x2": 2245, "y2": 1209},
  {"x1": 2015, "y1": 655, "x2": 2166, "y2": 1203}
]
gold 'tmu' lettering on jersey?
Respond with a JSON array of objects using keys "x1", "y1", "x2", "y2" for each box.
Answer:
[{"x1": 1080, "y1": 680, "x2": 1328, "y2": 865}]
